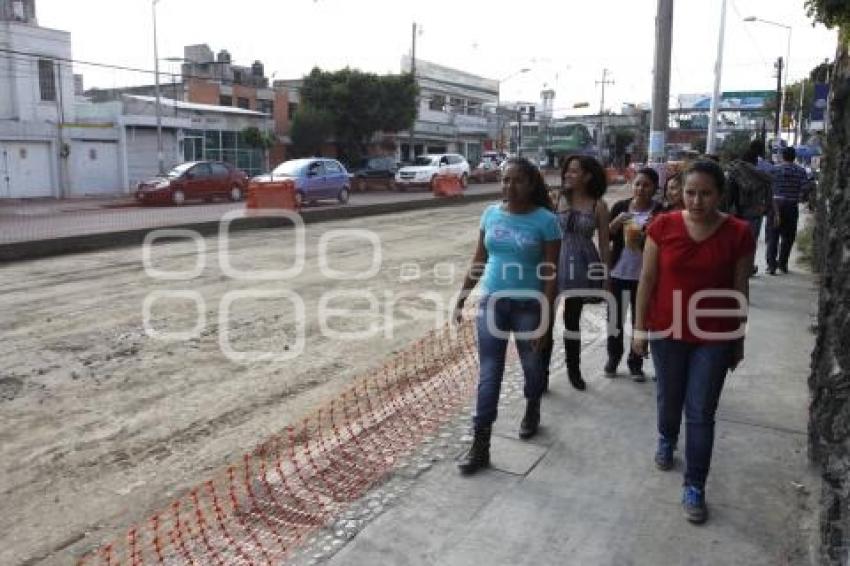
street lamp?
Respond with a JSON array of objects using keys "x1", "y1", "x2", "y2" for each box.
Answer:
[
  {"x1": 152, "y1": 0, "x2": 164, "y2": 175},
  {"x1": 496, "y1": 67, "x2": 530, "y2": 154},
  {"x1": 744, "y1": 16, "x2": 792, "y2": 143}
]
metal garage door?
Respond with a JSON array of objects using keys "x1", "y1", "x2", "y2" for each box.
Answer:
[
  {"x1": 1, "y1": 142, "x2": 53, "y2": 198},
  {"x1": 70, "y1": 141, "x2": 121, "y2": 195}
]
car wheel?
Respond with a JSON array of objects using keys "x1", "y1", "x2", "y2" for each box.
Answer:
[
  {"x1": 295, "y1": 191, "x2": 304, "y2": 208},
  {"x1": 229, "y1": 186, "x2": 243, "y2": 202},
  {"x1": 172, "y1": 189, "x2": 186, "y2": 206},
  {"x1": 356, "y1": 178, "x2": 367, "y2": 192},
  {"x1": 460, "y1": 173, "x2": 469, "y2": 188},
  {"x1": 338, "y1": 187, "x2": 350, "y2": 204}
]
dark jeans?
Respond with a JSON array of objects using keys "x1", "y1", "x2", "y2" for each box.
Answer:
[
  {"x1": 765, "y1": 201, "x2": 799, "y2": 270},
  {"x1": 651, "y1": 338, "x2": 733, "y2": 489},
  {"x1": 606, "y1": 277, "x2": 642, "y2": 371},
  {"x1": 473, "y1": 295, "x2": 545, "y2": 429},
  {"x1": 540, "y1": 296, "x2": 584, "y2": 374}
]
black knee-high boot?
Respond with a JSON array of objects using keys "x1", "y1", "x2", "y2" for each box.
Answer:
[{"x1": 565, "y1": 338, "x2": 586, "y2": 391}]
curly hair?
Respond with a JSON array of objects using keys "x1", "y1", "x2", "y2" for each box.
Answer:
[
  {"x1": 504, "y1": 157, "x2": 554, "y2": 211},
  {"x1": 561, "y1": 155, "x2": 607, "y2": 199}
]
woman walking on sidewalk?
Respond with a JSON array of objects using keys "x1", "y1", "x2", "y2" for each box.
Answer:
[
  {"x1": 541, "y1": 155, "x2": 610, "y2": 391},
  {"x1": 662, "y1": 172, "x2": 685, "y2": 211},
  {"x1": 633, "y1": 160, "x2": 754, "y2": 524},
  {"x1": 454, "y1": 157, "x2": 561, "y2": 475},
  {"x1": 605, "y1": 167, "x2": 663, "y2": 381}
]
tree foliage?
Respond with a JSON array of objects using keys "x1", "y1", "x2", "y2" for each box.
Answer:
[
  {"x1": 804, "y1": 0, "x2": 850, "y2": 33},
  {"x1": 719, "y1": 131, "x2": 754, "y2": 162},
  {"x1": 299, "y1": 67, "x2": 418, "y2": 163},
  {"x1": 240, "y1": 127, "x2": 276, "y2": 149},
  {"x1": 290, "y1": 105, "x2": 334, "y2": 158}
]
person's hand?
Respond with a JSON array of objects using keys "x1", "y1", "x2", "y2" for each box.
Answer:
[
  {"x1": 631, "y1": 331, "x2": 649, "y2": 358},
  {"x1": 612, "y1": 212, "x2": 632, "y2": 229},
  {"x1": 729, "y1": 338, "x2": 744, "y2": 372}
]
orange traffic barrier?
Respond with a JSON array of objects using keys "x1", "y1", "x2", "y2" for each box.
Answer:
[
  {"x1": 245, "y1": 179, "x2": 298, "y2": 211},
  {"x1": 432, "y1": 173, "x2": 464, "y2": 198}
]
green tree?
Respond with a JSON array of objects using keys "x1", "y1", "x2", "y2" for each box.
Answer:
[
  {"x1": 299, "y1": 67, "x2": 418, "y2": 163},
  {"x1": 290, "y1": 106, "x2": 334, "y2": 158},
  {"x1": 718, "y1": 131, "x2": 753, "y2": 162}
]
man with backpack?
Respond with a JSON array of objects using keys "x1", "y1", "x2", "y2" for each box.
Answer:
[{"x1": 726, "y1": 141, "x2": 774, "y2": 275}]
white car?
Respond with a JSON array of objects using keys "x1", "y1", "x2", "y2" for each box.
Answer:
[{"x1": 395, "y1": 153, "x2": 470, "y2": 190}]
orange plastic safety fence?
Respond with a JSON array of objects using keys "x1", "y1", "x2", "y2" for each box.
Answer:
[{"x1": 77, "y1": 316, "x2": 479, "y2": 565}]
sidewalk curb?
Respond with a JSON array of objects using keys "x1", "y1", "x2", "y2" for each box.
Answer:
[{"x1": 0, "y1": 192, "x2": 501, "y2": 263}]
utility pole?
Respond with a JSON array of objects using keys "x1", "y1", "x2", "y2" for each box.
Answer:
[
  {"x1": 407, "y1": 22, "x2": 417, "y2": 163},
  {"x1": 152, "y1": 0, "x2": 165, "y2": 175},
  {"x1": 794, "y1": 78, "x2": 806, "y2": 145},
  {"x1": 517, "y1": 107, "x2": 523, "y2": 158},
  {"x1": 774, "y1": 56, "x2": 783, "y2": 142},
  {"x1": 596, "y1": 68, "x2": 614, "y2": 164},
  {"x1": 706, "y1": 0, "x2": 727, "y2": 155},
  {"x1": 649, "y1": 0, "x2": 673, "y2": 163}
]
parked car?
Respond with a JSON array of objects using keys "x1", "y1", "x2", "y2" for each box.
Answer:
[
  {"x1": 253, "y1": 158, "x2": 351, "y2": 207},
  {"x1": 395, "y1": 153, "x2": 470, "y2": 190},
  {"x1": 469, "y1": 159, "x2": 501, "y2": 183},
  {"x1": 349, "y1": 156, "x2": 398, "y2": 191},
  {"x1": 135, "y1": 161, "x2": 248, "y2": 205}
]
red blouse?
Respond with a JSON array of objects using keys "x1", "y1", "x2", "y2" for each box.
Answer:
[{"x1": 645, "y1": 211, "x2": 755, "y2": 343}]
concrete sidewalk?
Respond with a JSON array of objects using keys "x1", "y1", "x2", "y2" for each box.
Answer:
[{"x1": 321, "y1": 240, "x2": 818, "y2": 565}]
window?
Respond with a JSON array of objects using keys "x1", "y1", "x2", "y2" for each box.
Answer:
[
  {"x1": 325, "y1": 161, "x2": 342, "y2": 174},
  {"x1": 191, "y1": 163, "x2": 212, "y2": 178},
  {"x1": 257, "y1": 99, "x2": 274, "y2": 114},
  {"x1": 221, "y1": 131, "x2": 237, "y2": 150},
  {"x1": 204, "y1": 130, "x2": 221, "y2": 150},
  {"x1": 429, "y1": 95, "x2": 446, "y2": 112},
  {"x1": 211, "y1": 163, "x2": 230, "y2": 177},
  {"x1": 288, "y1": 102, "x2": 298, "y2": 119},
  {"x1": 449, "y1": 97, "x2": 464, "y2": 113},
  {"x1": 38, "y1": 59, "x2": 56, "y2": 102},
  {"x1": 307, "y1": 161, "x2": 324, "y2": 176},
  {"x1": 237, "y1": 97, "x2": 250, "y2": 109},
  {"x1": 448, "y1": 155, "x2": 463, "y2": 165},
  {"x1": 219, "y1": 95, "x2": 233, "y2": 106}
]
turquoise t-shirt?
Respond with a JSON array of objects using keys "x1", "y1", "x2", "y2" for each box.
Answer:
[{"x1": 479, "y1": 203, "x2": 561, "y2": 297}]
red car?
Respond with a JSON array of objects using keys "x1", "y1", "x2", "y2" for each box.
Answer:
[{"x1": 135, "y1": 161, "x2": 249, "y2": 205}]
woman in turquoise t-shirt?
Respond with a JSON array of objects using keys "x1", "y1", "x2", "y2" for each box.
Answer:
[{"x1": 454, "y1": 157, "x2": 561, "y2": 475}]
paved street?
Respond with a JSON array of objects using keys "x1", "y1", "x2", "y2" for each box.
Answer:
[{"x1": 0, "y1": 183, "x2": 508, "y2": 245}]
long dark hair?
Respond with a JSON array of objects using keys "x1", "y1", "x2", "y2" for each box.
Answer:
[
  {"x1": 504, "y1": 157, "x2": 554, "y2": 211},
  {"x1": 561, "y1": 154, "x2": 607, "y2": 199}
]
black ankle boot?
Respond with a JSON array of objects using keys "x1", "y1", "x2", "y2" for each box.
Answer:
[
  {"x1": 565, "y1": 339, "x2": 586, "y2": 391},
  {"x1": 519, "y1": 398, "x2": 541, "y2": 439},
  {"x1": 458, "y1": 426, "x2": 491, "y2": 475}
]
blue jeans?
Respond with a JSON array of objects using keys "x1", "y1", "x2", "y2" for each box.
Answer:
[
  {"x1": 474, "y1": 295, "x2": 545, "y2": 429},
  {"x1": 651, "y1": 338, "x2": 733, "y2": 488}
]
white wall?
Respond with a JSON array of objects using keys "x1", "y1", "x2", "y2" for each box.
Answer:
[{"x1": 0, "y1": 22, "x2": 74, "y2": 123}]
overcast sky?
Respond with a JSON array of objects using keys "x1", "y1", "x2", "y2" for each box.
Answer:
[{"x1": 39, "y1": 0, "x2": 837, "y2": 116}]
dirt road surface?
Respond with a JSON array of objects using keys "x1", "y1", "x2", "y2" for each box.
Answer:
[{"x1": 0, "y1": 201, "x2": 491, "y2": 565}]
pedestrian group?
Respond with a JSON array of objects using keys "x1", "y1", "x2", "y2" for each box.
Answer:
[{"x1": 452, "y1": 146, "x2": 810, "y2": 524}]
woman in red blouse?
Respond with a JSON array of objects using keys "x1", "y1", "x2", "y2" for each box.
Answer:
[{"x1": 633, "y1": 160, "x2": 755, "y2": 524}]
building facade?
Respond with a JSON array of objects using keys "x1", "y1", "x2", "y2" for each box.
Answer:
[{"x1": 400, "y1": 56, "x2": 498, "y2": 164}]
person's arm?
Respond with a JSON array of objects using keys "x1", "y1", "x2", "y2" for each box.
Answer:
[
  {"x1": 609, "y1": 201, "x2": 629, "y2": 233},
  {"x1": 596, "y1": 200, "x2": 611, "y2": 269},
  {"x1": 632, "y1": 235, "x2": 659, "y2": 356},
  {"x1": 534, "y1": 240, "x2": 561, "y2": 351},
  {"x1": 729, "y1": 244, "x2": 755, "y2": 371},
  {"x1": 454, "y1": 230, "x2": 488, "y2": 322}
]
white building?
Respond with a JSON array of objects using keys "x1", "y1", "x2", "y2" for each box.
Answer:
[{"x1": 400, "y1": 56, "x2": 498, "y2": 164}]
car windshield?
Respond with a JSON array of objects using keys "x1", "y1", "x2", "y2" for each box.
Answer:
[
  {"x1": 166, "y1": 163, "x2": 196, "y2": 178},
  {"x1": 271, "y1": 160, "x2": 308, "y2": 177},
  {"x1": 413, "y1": 156, "x2": 437, "y2": 166}
]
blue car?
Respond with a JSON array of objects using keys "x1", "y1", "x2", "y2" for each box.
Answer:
[{"x1": 255, "y1": 158, "x2": 351, "y2": 207}]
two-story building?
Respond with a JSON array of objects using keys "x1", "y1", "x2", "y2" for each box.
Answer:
[
  {"x1": 400, "y1": 56, "x2": 498, "y2": 164},
  {"x1": 0, "y1": 0, "x2": 121, "y2": 198}
]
